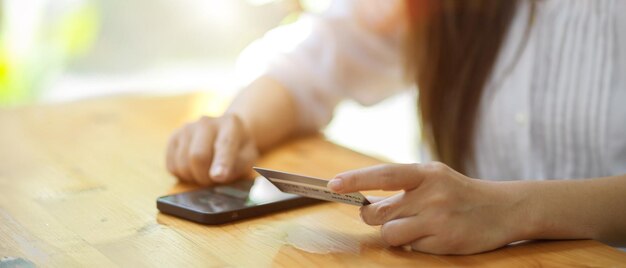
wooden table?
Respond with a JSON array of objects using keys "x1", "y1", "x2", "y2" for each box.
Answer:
[{"x1": 1, "y1": 93, "x2": 625, "y2": 267}]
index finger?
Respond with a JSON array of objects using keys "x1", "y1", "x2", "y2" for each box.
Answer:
[
  {"x1": 210, "y1": 115, "x2": 243, "y2": 182},
  {"x1": 328, "y1": 164, "x2": 424, "y2": 193}
]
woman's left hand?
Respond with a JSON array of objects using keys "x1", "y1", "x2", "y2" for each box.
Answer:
[{"x1": 327, "y1": 162, "x2": 528, "y2": 255}]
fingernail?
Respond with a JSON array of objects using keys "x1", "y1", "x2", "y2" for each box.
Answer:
[
  {"x1": 210, "y1": 165, "x2": 224, "y2": 179},
  {"x1": 327, "y1": 178, "x2": 343, "y2": 192}
]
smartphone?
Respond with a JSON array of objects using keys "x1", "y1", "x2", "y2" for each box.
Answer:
[{"x1": 157, "y1": 177, "x2": 323, "y2": 225}]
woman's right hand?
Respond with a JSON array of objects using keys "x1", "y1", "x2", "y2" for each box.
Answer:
[{"x1": 166, "y1": 114, "x2": 259, "y2": 185}]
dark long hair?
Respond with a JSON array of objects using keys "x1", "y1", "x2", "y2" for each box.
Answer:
[{"x1": 405, "y1": 0, "x2": 519, "y2": 173}]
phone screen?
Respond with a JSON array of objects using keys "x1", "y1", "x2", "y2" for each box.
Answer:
[
  {"x1": 159, "y1": 177, "x2": 298, "y2": 213},
  {"x1": 157, "y1": 177, "x2": 320, "y2": 224}
]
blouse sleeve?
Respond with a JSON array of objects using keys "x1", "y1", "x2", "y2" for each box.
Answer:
[{"x1": 262, "y1": 0, "x2": 410, "y2": 131}]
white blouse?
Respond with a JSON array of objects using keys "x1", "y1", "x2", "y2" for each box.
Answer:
[{"x1": 262, "y1": 0, "x2": 626, "y2": 180}]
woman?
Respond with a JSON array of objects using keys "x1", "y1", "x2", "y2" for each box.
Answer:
[{"x1": 165, "y1": 0, "x2": 626, "y2": 255}]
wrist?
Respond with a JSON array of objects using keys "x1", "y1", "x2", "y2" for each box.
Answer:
[
  {"x1": 499, "y1": 181, "x2": 568, "y2": 243},
  {"x1": 486, "y1": 180, "x2": 538, "y2": 243}
]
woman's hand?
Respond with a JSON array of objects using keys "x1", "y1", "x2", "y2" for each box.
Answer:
[
  {"x1": 166, "y1": 114, "x2": 259, "y2": 185},
  {"x1": 327, "y1": 162, "x2": 527, "y2": 255}
]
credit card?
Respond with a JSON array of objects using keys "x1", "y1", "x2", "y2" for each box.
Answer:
[{"x1": 253, "y1": 167, "x2": 370, "y2": 206}]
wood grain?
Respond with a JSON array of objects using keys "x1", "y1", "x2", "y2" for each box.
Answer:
[{"x1": 1, "y1": 93, "x2": 625, "y2": 267}]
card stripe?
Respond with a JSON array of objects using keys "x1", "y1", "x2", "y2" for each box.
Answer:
[{"x1": 254, "y1": 167, "x2": 370, "y2": 206}]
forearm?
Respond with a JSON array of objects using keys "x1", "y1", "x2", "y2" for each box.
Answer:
[
  {"x1": 508, "y1": 175, "x2": 626, "y2": 246},
  {"x1": 225, "y1": 76, "x2": 312, "y2": 152}
]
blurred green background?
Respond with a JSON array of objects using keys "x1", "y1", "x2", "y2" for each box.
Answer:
[
  {"x1": 0, "y1": 0, "x2": 99, "y2": 105},
  {"x1": 0, "y1": 0, "x2": 329, "y2": 106}
]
